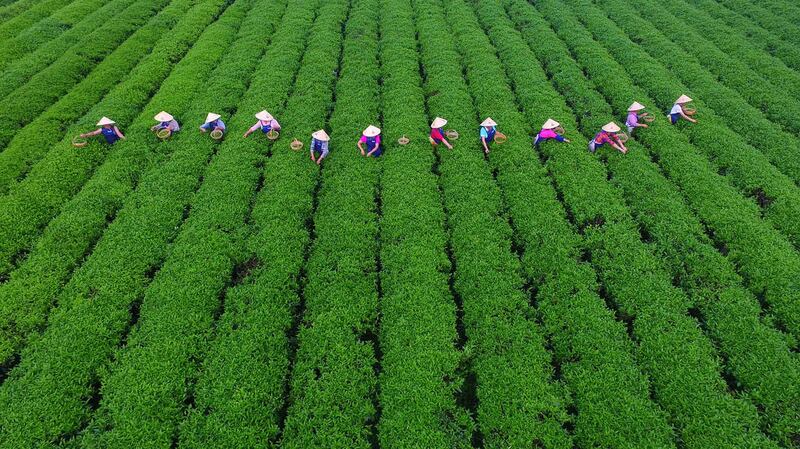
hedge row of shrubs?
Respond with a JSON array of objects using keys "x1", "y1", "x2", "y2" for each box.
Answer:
[
  {"x1": 73, "y1": 0, "x2": 297, "y2": 445},
  {"x1": 0, "y1": 0, "x2": 179, "y2": 194},
  {"x1": 483, "y1": 0, "x2": 780, "y2": 446},
  {"x1": 0, "y1": 0, "x2": 171, "y2": 149},
  {"x1": 627, "y1": 0, "x2": 800, "y2": 136},
  {"x1": 563, "y1": 0, "x2": 800, "y2": 351},
  {"x1": 470, "y1": 0, "x2": 689, "y2": 447},
  {"x1": 377, "y1": 0, "x2": 469, "y2": 445},
  {"x1": 594, "y1": 0, "x2": 800, "y2": 188},
  {"x1": 657, "y1": 0, "x2": 800, "y2": 103},
  {"x1": 508, "y1": 0, "x2": 800, "y2": 444},
  {"x1": 0, "y1": 0, "x2": 197, "y2": 277},
  {"x1": 177, "y1": 1, "x2": 331, "y2": 446},
  {"x1": 0, "y1": 0, "x2": 250, "y2": 445}
]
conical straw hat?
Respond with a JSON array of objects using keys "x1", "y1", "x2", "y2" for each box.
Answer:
[
  {"x1": 312, "y1": 129, "x2": 330, "y2": 141},
  {"x1": 602, "y1": 122, "x2": 621, "y2": 133},
  {"x1": 542, "y1": 118, "x2": 560, "y2": 129},
  {"x1": 675, "y1": 94, "x2": 692, "y2": 104},
  {"x1": 255, "y1": 110, "x2": 273, "y2": 121},
  {"x1": 96, "y1": 116, "x2": 115, "y2": 126},
  {"x1": 363, "y1": 125, "x2": 381, "y2": 137},
  {"x1": 480, "y1": 117, "x2": 497, "y2": 127},
  {"x1": 205, "y1": 112, "x2": 221, "y2": 123},
  {"x1": 154, "y1": 111, "x2": 173, "y2": 122},
  {"x1": 431, "y1": 117, "x2": 447, "y2": 128},
  {"x1": 628, "y1": 101, "x2": 646, "y2": 111}
]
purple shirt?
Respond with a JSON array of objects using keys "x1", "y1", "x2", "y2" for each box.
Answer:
[{"x1": 626, "y1": 112, "x2": 638, "y2": 128}]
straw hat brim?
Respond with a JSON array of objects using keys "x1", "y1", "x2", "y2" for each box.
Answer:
[
  {"x1": 542, "y1": 119, "x2": 560, "y2": 130},
  {"x1": 205, "y1": 113, "x2": 221, "y2": 123},
  {"x1": 602, "y1": 122, "x2": 621, "y2": 133},
  {"x1": 255, "y1": 110, "x2": 273, "y2": 121},
  {"x1": 363, "y1": 125, "x2": 381, "y2": 137},
  {"x1": 480, "y1": 118, "x2": 497, "y2": 127},
  {"x1": 154, "y1": 111, "x2": 173, "y2": 122},
  {"x1": 628, "y1": 102, "x2": 646, "y2": 111},
  {"x1": 312, "y1": 130, "x2": 330, "y2": 141},
  {"x1": 675, "y1": 95, "x2": 693, "y2": 104},
  {"x1": 431, "y1": 117, "x2": 447, "y2": 128},
  {"x1": 97, "y1": 117, "x2": 115, "y2": 126}
]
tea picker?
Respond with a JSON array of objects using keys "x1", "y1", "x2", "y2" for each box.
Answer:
[
  {"x1": 534, "y1": 118, "x2": 570, "y2": 148},
  {"x1": 479, "y1": 117, "x2": 507, "y2": 154},
  {"x1": 243, "y1": 110, "x2": 281, "y2": 139},
  {"x1": 589, "y1": 122, "x2": 628, "y2": 154},
  {"x1": 199, "y1": 112, "x2": 226, "y2": 139},
  {"x1": 151, "y1": 111, "x2": 180, "y2": 139},
  {"x1": 625, "y1": 102, "x2": 653, "y2": 134},
  {"x1": 77, "y1": 117, "x2": 126, "y2": 146},
  {"x1": 309, "y1": 129, "x2": 330, "y2": 165},
  {"x1": 359, "y1": 125, "x2": 383, "y2": 157},
  {"x1": 429, "y1": 117, "x2": 453, "y2": 150},
  {"x1": 668, "y1": 94, "x2": 697, "y2": 124}
]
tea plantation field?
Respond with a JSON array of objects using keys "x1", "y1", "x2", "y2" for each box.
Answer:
[{"x1": 0, "y1": 0, "x2": 799, "y2": 446}]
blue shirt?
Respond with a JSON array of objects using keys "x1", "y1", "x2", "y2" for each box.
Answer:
[
  {"x1": 200, "y1": 119, "x2": 226, "y2": 131},
  {"x1": 480, "y1": 126, "x2": 496, "y2": 142},
  {"x1": 100, "y1": 127, "x2": 120, "y2": 144}
]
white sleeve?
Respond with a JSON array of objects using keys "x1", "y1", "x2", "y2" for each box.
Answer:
[{"x1": 670, "y1": 104, "x2": 682, "y2": 115}]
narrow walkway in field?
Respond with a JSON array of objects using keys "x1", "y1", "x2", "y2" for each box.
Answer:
[
  {"x1": 270, "y1": 0, "x2": 383, "y2": 447},
  {"x1": 501, "y1": 0, "x2": 800, "y2": 444},
  {"x1": 375, "y1": 0, "x2": 469, "y2": 446},
  {"x1": 178, "y1": 0, "x2": 355, "y2": 446}
]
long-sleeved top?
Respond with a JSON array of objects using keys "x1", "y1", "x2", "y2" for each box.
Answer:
[
  {"x1": 625, "y1": 112, "x2": 639, "y2": 128},
  {"x1": 157, "y1": 120, "x2": 180, "y2": 132},
  {"x1": 430, "y1": 127, "x2": 445, "y2": 143},
  {"x1": 248, "y1": 119, "x2": 281, "y2": 133},
  {"x1": 200, "y1": 119, "x2": 226, "y2": 131},
  {"x1": 310, "y1": 138, "x2": 329, "y2": 157}
]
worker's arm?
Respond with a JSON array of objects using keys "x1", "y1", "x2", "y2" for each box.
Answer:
[
  {"x1": 80, "y1": 129, "x2": 102, "y2": 138},
  {"x1": 317, "y1": 142, "x2": 328, "y2": 164},
  {"x1": 441, "y1": 137, "x2": 453, "y2": 149},
  {"x1": 271, "y1": 119, "x2": 281, "y2": 130},
  {"x1": 481, "y1": 137, "x2": 490, "y2": 154},
  {"x1": 114, "y1": 126, "x2": 126, "y2": 139},
  {"x1": 679, "y1": 109, "x2": 697, "y2": 123},
  {"x1": 366, "y1": 144, "x2": 379, "y2": 156},
  {"x1": 243, "y1": 122, "x2": 259, "y2": 138}
]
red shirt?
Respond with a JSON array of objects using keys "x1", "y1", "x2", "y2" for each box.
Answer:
[{"x1": 595, "y1": 132, "x2": 614, "y2": 145}]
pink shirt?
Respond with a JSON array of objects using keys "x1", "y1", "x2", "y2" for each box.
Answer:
[
  {"x1": 248, "y1": 119, "x2": 280, "y2": 132},
  {"x1": 359, "y1": 134, "x2": 381, "y2": 144},
  {"x1": 538, "y1": 128, "x2": 558, "y2": 139}
]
